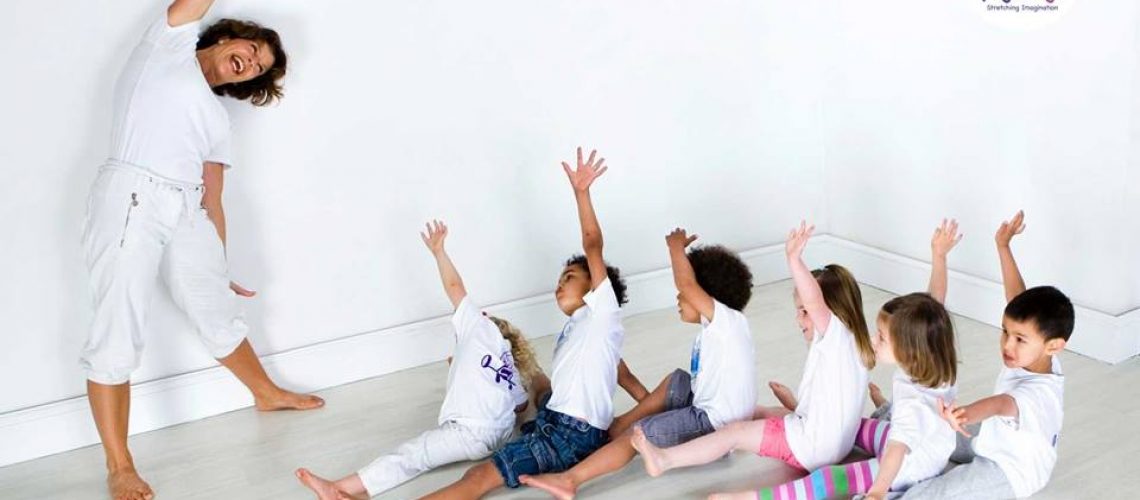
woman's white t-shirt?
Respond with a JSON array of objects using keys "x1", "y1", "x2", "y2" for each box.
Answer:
[{"x1": 109, "y1": 14, "x2": 232, "y2": 184}]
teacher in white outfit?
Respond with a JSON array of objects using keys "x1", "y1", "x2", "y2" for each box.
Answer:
[{"x1": 81, "y1": 1, "x2": 323, "y2": 498}]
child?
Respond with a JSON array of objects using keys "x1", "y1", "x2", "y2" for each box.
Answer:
[
  {"x1": 420, "y1": 147, "x2": 627, "y2": 499},
  {"x1": 773, "y1": 218, "x2": 963, "y2": 422},
  {"x1": 294, "y1": 220, "x2": 545, "y2": 499},
  {"x1": 711, "y1": 292, "x2": 960, "y2": 500},
  {"x1": 520, "y1": 228, "x2": 756, "y2": 499},
  {"x1": 632, "y1": 222, "x2": 877, "y2": 477},
  {"x1": 904, "y1": 211, "x2": 1074, "y2": 499}
]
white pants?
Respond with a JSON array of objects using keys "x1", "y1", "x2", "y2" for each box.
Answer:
[
  {"x1": 81, "y1": 163, "x2": 248, "y2": 385},
  {"x1": 357, "y1": 421, "x2": 512, "y2": 497}
]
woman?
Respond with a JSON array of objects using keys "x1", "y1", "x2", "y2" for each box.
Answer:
[{"x1": 82, "y1": 1, "x2": 322, "y2": 498}]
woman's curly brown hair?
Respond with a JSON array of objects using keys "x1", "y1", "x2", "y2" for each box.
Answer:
[{"x1": 196, "y1": 19, "x2": 287, "y2": 106}]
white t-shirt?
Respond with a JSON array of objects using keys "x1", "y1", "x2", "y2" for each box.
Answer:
[
  {"x1": 690, "y1": 301, "x2": 756, "y2": 428},
  {"x1": 546, "y1": 278, "x2": 624, "y2": 430},
  {"x1": 108, "y1": 14, "x2": 233, "y2": 184},
  {"x1": 972, "y1": 356, "x2": 1064, "y2": 498},
  {"x1": 784, "y1": 316, "x2": 871, "y2": 470},
  {"x1": 886, "y1": 368, "x2": 958, "y2": 490},
  {"x1": 437, "y1": 298, "x2": 528, "y2": 431}
]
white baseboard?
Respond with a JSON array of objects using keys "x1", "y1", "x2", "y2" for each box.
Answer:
[{"x1": 1, "y1": 236, "x2": 1135, "y2": 468}]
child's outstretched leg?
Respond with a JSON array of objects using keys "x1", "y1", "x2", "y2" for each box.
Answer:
[
  {"x1": 712, "y1": 459, "x2": 882, "y2": 500},
  {"x1": 854, "y1": 418, "x2": 892, "y2": 457},
  {"x1": 295, "y1": 469, "x2": 366, "y2": 500},
  {"x1": 609, "y1": 372, "x2": 674, "y2": 438},
  {"x1": 420, "y1": 461, "x2": 503, "y2": 500},
  {"x1": 631, "y1": 419, "x2": 765, "y2": 477},
  {"x1": 520, "y1": 431, "x2": 639, "y2": 500}
]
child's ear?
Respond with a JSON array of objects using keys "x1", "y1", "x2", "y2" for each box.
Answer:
[{"x1": 1044, "y1": 338, "x2": 1067, "y2": 356}]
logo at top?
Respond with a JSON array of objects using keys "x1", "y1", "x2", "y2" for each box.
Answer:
[{"x1": 969, "y1": 0, "x2": 1074, "y2": 32}]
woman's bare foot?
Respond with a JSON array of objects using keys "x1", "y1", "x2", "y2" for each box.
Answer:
[
  {"x1": 256, "y1": 389, "x2": 325, "y2": 411},
  {"x1": 296, "y1": 468, "x2": 361, "y2": 500},
  {"x1": 520, "y1": 472, "x2": 578, "y2": 500},
  {"x1": 630, "y1": 426, "x2": 670, "y2": 478},
  {"x1": 769, "y1": 381, "x2": 797, "y2": 411},
  {"x1": 868, "y1": 382, "x2": 888, "y2": 408},
  {"x1": 108, "y1": 467, "x2": 154, "y2": 500}
]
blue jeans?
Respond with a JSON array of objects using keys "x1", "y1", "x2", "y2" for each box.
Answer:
[{"x1": 491, "y1": 395, "x2": 609, "y2": 488}]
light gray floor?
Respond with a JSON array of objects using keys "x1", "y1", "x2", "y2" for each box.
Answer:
[{"x1": 1, "y1": 281, "x2": 1137, "y2": 499}]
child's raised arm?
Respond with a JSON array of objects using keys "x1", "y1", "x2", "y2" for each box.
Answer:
[
  {"x1": 928, "y1": 218, "x2": 963, "y2": 304},
  {"x1": 995, "y1": 210, "x2": 1028, "y2": 303},
  {"x1": 420, "y1": 220, "x2": 467, "y2": 309},
  {"x1": 786, "y1": 221, "x2": 831, "y2": 334},
  {"x1": 666, "y1": 228, "x2": 716, "y2": 320},
  {"x1": 563, "y1": 147, "x2": 610, "y2": 290}
]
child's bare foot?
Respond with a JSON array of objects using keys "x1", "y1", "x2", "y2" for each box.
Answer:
[
  {"x1": 631, "y1": 426, "x2": 670, "y2": 478},
  {"x1": 868, "y1": 382, "x2": 887, "y2": 408},
  {"x1": 520, "y1": 472, "x2": 578, "y2": 500},
  {"x1": 296, "y1": 468, "x2": 358, "y2": 500},
  {"x1": 257, "y1": 389, "x2": 325, "y2": 411},
  {"x1": 769, "y1": 381, "x2": 797, "y2": 411},
  {"x1": 108, "y1": 468, "x2": 154, "y2": 500}
]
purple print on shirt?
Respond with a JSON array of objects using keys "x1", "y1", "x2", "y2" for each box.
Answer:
[{"x1": 481, "y1": 353, "x2": 518, "y2": 390}]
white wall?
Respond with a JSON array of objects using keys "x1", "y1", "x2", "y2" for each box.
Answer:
[
  {"x1": 0, "y1": 0, "x2": 829, "y2": 415},
  {"x1": 821, "y1": 0, "x2": 1139, "y2": 317},
  {"x1": 2, "y1": 0, "x2": 1136, "y2": 466}
]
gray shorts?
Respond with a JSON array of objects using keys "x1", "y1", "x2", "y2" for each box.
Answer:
[
  {"x1": 901, "y1": 456, "x2": 1015, "y2": 499},
  {"x1": 636, "y1": 369, "x2": 716, "y2": 448}
]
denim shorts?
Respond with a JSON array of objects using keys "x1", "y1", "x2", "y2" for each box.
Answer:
[
  {"x1": 636, "y1": 369, "x2": 716, "y2": 447},
  {"x1": 491, "y1": 394, "x2": 609, "y2": 488}
]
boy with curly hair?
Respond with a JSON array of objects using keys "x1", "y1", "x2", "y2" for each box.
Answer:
[{"x1": 522, "y1": 227, "x2": 756, "y2": 499}]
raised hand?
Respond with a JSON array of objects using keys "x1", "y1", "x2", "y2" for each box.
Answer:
[
  {"x1": 785, "y1": 220, "x2": 815, "y2": 259},
  {"x1": 562, "y1": 147, "x2": 608, "y2": 193},
  {"x1": 937, "y1": 398, "x2": 972, "y2": 437},
  {"x1": 420, "y1": 219, "x2": 448, "y2": 254},
  {"x1": 931, "y1": 218, "x2": 963, "y2": 258},
  {"x1": 995, "y1": 210, "x2": 1025, "y2": 249},
  {"x1": 666, "y1": 228, "x2": 698, "y2": 251}
]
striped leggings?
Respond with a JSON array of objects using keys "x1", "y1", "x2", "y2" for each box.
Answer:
[{"x1": 756, "y1": 418, "x2": 891, "y2": 500}]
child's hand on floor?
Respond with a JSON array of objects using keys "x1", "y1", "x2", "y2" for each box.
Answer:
[
  {"x1": 785, "y1": 221, "x2": 815, "y2": 259},
  {"x1": 666, "y1": 228, "x2": 698, "y2": 250},
  {"x1": 562, "y1": 146, "x2": 608, "y2": 193},
  {"x1": 995, "y1": 210, "x2": 1025, "y2": 249},
  {"x1": 937, "y1": 397, "x2": 973, "y2": 437},
  {"x1": 931, "y1": 218, "x2": 963, "y2": 258},
  {"x1": 420, "y1": 219, "x2": 448, "y2": 254}
]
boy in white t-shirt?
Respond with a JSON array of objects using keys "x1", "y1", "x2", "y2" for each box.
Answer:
[
  {"x1": 905, "y1": 211, "x2": 1074, "y2": 499},
  {"x1": 521, "y1": 227, "x2": 756, "y2": 498},
  {"x1": 421, "y1": 147, "x2": 627, "y2": 500},
  {"x1": 295, "y1": 220, "x2": 545, "y2": 499}
]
